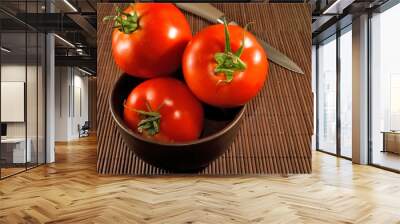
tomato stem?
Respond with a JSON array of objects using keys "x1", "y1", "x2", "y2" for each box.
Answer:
[
  {"x1": 124, "y1": 100, "x2": 164, "y2": 136},
  {"x1": 103, "y1": 5, "x2": 139, "y2": 34},
  {"x1": 214, "y1": 18, "x2": 248, "y2": 83}
]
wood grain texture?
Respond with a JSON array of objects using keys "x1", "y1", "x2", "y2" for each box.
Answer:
[
  {"x1": 1, "y1": 136, "x2": 400, "y2": 223},
  {"x1": 97, "y1": 3, "x2": 312, "y2": 175},
  {"x1": 88, "y1": 77, "x2": 97, "y2": 132}
]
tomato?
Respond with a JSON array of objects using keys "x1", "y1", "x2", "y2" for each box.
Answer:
[
  {"x1": 182, "y1": 22, "x2": 268, "y2": 108},
  {"x1": 106, "y1": 3, "x2": 192, "y2": 78},
  {"x1": 123, "y1": 78, "x2": 204, "y2": 143}
]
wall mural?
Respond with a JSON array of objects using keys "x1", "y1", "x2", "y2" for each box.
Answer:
[{"x1": 97, "y1": 3, "x2": 312, "y2": 175}]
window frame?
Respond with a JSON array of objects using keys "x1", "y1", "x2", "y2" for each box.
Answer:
[
  {"x1": 367, "y1": 0, "x2": 400, "y2": 173},
  {"x1": 315, "y1": 24, "x2": 353, "y2": 160},
  {"x1": 0, "y1": 0, "x2": 48, "y2": 180}
]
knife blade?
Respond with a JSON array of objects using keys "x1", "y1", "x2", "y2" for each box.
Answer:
[{"x1": 175, "y1": 3, "x2": 304, "y2": 75}]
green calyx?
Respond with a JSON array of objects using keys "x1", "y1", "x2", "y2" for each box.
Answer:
[
  {"x1": 214, "y1": 18, "x2": 247, "y2": 83},
  {"x1": 103, "y1": 4, "x2": 138, "y2": 34},
  {"x1": 124, "y1": 101, "x2": 164, "y2": 136}
]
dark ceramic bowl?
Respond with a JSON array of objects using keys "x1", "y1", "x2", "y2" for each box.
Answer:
[{"x1": 109, "y1": 74, "x2": 246, "y2": 172}]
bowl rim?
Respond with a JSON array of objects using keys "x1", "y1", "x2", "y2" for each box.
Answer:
[{"x1": 109, "y1": 74, "x2": 247, "y2": 147}]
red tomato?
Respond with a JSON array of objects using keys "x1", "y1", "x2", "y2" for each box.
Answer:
[
  {"x1": 108, "y1": 3, "x2": 192, "y2": 78},
  {"x1": 182, "y1": 23, "x2": 268, "y2": 108},
  {"x1": 123, "y1": 78, "x2": 204, "y2": 143}
]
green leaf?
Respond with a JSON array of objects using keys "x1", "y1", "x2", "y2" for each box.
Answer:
[
  {"x1": 103, "y1": 15, "x2": 115, "y2": 22},
  {"x1": 222, "y1": 18, "x2": 231, "y2": 53},
  {"x1": 225, "y1": 71, "x2": 234, "y2": 82},
  {"x1": 153, "y1": 120, "x2": 159, "y2": 133},
  {"x1": 235, "y1": 58, "x2": 247, "y2": 70},
  {"x1": 213, "y1": 18, "x2": 248, "y2": 83},
  {"x1": 239, "y1": 60, "x2": 247, "y2": 70},
  {"x1": 215, "y1": 67, "x2": 234, "y2": 75},
  {"x1": 103, "y1": 5, "x2": 139, "y2": 34},
  {"x1": 235, "y1": 29, "x2": 246, "y2": 57},
  {"x1": 139, "y1": 122, "x2": 152, "y2": 130},
  {"x1": 116, "y1": 6, "x2": 122, "y2": 14},
  {"x1": 124, "y1": 100, "x2": 163, "y2": 136},
  {"x1": 214, "y1": 53, "x2": 226, "y2": 64},
  {"x1": 116, "y1": 16, "x2": 122, "y2": 24},
  {"x1": 131, "y1": 12, "x2": 138, "y2": 22},
  {"x1": 224, "y1": 59, "x2": 234, "y2": 68},
  {"x1": 215, "y1": 69, "x2": 234, "y2": 83},
  {"x1": 138, "y1": 118, "x2": 149, "y2": 127},
  {"x1": 235, "y1": 41, "x2": 245, "y2": 57},
  {"x1": 147, "y1": 129, "x2": 156, "y2": 136},
  {"x1": 121, "y1": 12, "x2": 131, "y2": 17}
]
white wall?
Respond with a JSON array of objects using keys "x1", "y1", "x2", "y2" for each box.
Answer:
[
  {"x1": 1, "y1": 64, "x2": 46, "y2": 164},
  {"x1": 1, "y1": 65, "x2": 38, "y2": 138},
  {"x1": 54, "y1": 67, "x2": 89, "y2": 141},
  {"x1": 71, "y1": 73, "x2": 89, "y2": 138},
  {"x1": 1, "y1": 65, "x2": 26, "y2": 139},
  {"x1": 55, "y1": 66, "x2": 69, "y2": 141},
  {"x1": 1, "y1": 64, "x2": 26, "y2": 82},
  {"x1": 1, "y1": 82, "x2": 25, "y2": 122}
]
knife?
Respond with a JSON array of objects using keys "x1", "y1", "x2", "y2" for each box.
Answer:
[{"x1": 175, "y1": 3, "x2": 304, "y2": 75}]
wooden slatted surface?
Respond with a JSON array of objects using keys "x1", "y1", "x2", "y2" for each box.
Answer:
[{"x1": 97, "y1": 3, "x2": 312, "y2": 175}]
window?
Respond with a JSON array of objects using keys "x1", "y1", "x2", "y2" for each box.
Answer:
[
  {"x1": 0, "y1": 0, "x2": 47, "y2": 179},
  {"x1": 312, "y1": 45, "x2": 317, "y2": 150},
  {"x1": 339, "y1": 27, "x2": 352, "y2": 158},
  {"x1": 315, "y1": 25, "x2": 353, "y2": 159},
  {"x1": 370, "y1": 2, "x2": 400, "y2": 171},
  {"x1": 317, "y1": 36, "x2": 337, "y2": 154}
]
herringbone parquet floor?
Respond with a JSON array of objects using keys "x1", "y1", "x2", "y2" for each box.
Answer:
[{"x1": 1, "y1": 135, "x2": 400, "y2": 224}]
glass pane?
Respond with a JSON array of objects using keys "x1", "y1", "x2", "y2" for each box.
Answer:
[
  {"x1": 38, "y1": 32, "x2": 45, "y2": 165},
  {"x1": 371, "y1": 3, "x2": 400, "y2": 171},
  {"x1": 317, "y1": 36, "x2": 337, "y2": 154},
  {"x1": 1, "y1": 0, "x2": 46, "y2": 178},
  {"x1": 27, "y1": 31, "x2": 38, "y2": 169},
  {"x1": 1, "y1": 13, "x2": 28, "y2": 177},
  {"x1": 26, "y1": 0, "x2": 40, "y2": 169},
  {"x1": 340, "y1": 28, "x2": 352, "y2": 158},
  {"x1": 312, "y1": 45, "x2": 317, "y2": 151}
]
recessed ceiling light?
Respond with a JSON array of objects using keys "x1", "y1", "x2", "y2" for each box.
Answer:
[
  {"x1": 77, "y1": 67, "x2": 93, "y2": 76},
  {"x1": 323, "y1": 0, "x2": 355, "y2": 15},
  {"x1": 54, "y1": 34, "x2": 75, "y2": 48},
  {"x1": 1, "y1": 47, "x2": 11, "y2": 53},
  {"x1": 63, "y1": 0, "x2": 78, "y2": 12}
]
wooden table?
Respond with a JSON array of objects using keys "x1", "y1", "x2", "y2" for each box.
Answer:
[{"x1": 1, "y1": 138, "x2": 32, "y2": 164}]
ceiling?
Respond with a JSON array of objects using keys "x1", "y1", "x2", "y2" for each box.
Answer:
[
  {"x1": 1, "y1": 0, "x2": 396, "y2": 74},
  {"x1": 0, "y1": 0, "x2": 97, "y2": 74},
  {"x1": 311, "y1": 0, "x2": 390, "y2": 43}
]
